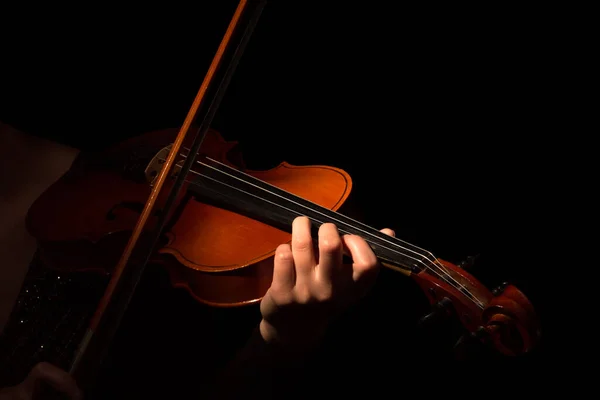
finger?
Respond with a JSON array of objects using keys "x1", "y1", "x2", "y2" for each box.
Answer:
[
  {"x1": 271, "y1": 243, "x2": 295, "y2": 291},
  {"x1": 380, "y1": 228, "x2": 395, "y2": 237},
  {"x1": 339, "y1": 229, "x2": 393, "y2": 266},
  {"x1": 316, "y1": 223, "x2": 343, "y2": 283},
  {"x1": 291, "y1": 216, "x2": 317, "y2": 281},
  {"x1": 26, "y1": 362, "x2": 82, "y2": 400},
  {"x1": 341, "y1": 234, "x2": 379, "y2": 283}
]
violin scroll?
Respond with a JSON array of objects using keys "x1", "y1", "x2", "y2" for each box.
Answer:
[
  {"x1": 478, "y1": 282, "x2": 541, "y2": 356},
  {"x1": 411, "y1": 258, "x2": 540, "y2": 358}
]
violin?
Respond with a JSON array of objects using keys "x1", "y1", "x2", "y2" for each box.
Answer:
[
  {"x1": 26, "y1": 126, "x2": 336, "y2": 307},
  {"x1": 27, "y1": 123, "x2": 541, "y2": 353},
  {"x1": 21, "y1": 0, "x2": 541, "y2": 391}
]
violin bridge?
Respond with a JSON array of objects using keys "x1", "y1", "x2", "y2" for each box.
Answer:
[{"x1": 144, "y1": 144, "x2": 184, "y2": 187}]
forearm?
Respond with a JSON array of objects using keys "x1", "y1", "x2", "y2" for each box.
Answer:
[{"x1": 210, "y1": 325, "x2": 317, "y2": 399}]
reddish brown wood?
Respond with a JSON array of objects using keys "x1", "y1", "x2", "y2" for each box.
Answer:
[
  {"x1": 26, "y1": 133, "x2": 540, "y2": 356},
  {"x1": 412, "y1": 259, "x2": 540, "y2": 356},
  {"x1": 26, "y1": 127, "x2": 352, "y2": 307}
]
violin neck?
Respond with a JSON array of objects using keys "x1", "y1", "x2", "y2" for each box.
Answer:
[{"x1": 186, "y1": 157, "x2": 433, "y2": 275}]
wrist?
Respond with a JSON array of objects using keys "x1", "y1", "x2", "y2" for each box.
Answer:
[{"x1": 259, "y1": 319, "x2": 327, "y2": 353}]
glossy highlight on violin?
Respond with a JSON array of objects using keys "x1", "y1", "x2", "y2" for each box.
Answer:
[
  {"x1": 11, "y1": 0, "x2": 542, "y2": 395},
  {"x1": 28, "y1": 124, "x2": 541, "y2": 360}
]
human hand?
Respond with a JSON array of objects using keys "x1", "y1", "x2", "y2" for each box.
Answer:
[
  {"x1": 259, "y1": 216, "x2": 394, "y2": 350},
  {"x1": 0, "y1": 362, "x2": 82, "y2": 400}
]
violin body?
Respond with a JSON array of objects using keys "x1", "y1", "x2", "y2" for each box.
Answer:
[
  {"x1": 27, "y1": 127, "x2": 540, "y2": 357},
  {"x1": 19, "y1": 0, "x2": 541, "y2": 369},
  {"x1": 26, "y1": 128, "x2": 353, "y2": 306}
]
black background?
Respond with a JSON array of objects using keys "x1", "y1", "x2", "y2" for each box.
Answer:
[{"x1": 1, "y1": 1, "x2": 563, "y2": 397}]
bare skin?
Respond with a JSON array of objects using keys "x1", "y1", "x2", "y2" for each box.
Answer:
[{"x1": 0, "y1": 209, "x2": 393, "y2": 398}]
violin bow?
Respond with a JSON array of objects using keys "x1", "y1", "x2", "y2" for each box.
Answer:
[{"x1": 68, "y1": 0, "x2": 267, "y2": 389}]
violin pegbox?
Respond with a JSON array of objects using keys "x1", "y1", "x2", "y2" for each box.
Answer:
[{"x1": 411, "y1": 257, "x2": 540, "y2": 358}]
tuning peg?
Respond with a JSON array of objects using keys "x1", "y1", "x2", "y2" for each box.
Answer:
[
  {"x1": 454, "y1": 326, "x2": 491, "y2": 360},
  {"x1": 418, "y1": 297, "x2": 454, "y2": 329},
  {"x1": 492, "y1": 281, "x2": 510, "y2": 296},
  {"x1": 457, "y1": 254, "x2": 480, "y2": 269}
]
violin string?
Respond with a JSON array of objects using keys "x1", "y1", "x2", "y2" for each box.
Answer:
[
  {"x1": 166, "y1": 151, "x2": 483, "y2": 308},
  {"x1": 157, "y1": 154, "x2": 484, "y2": 308},
  {"x1": 176, "y1": 151, "x2": 483, "y2": 309},
  {"x1": 180, "y1": 166, "x2": 484, "y2": 309},
  {"x1": 178, "y1": 147, "x2": 457, "y2": 273}
]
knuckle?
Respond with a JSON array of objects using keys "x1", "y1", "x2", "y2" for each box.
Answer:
[
  {"x1": 368, "y1": 253, "x2": 380, "y2": 268},
  {"x1": 362, "y1": 259, "x2": 379, "y2": 273},
  {"x1": 354, "y1": 254, "x2": 379, "y2": 272},
  {"x1": 319, "y1": 235, "x2": 342, "y2": 254},
  {"x1": 292, "y1": 236, "x2": 313, "y2": 252},
  {"x1": 294, "y1": 285, "x2": 313, "y2": 304},
  {"x1": 361, "y1": 249, "x2": 379, "y2": 268},
  {"x1": 269, "y1": 286, "x2": 293, "y2": 304},
  {"x1": 275, "y1": 244, "x2": 293, "y2": 261},
  {"x1": 364, "y1": 253, "x2": 378, "y2": 268},
  {"x1": 314, "y1": 285, "x2": 333, "y2": 302},
  {"x1": 318, "y1": 223, "x2": 342, "y2": 253}
]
